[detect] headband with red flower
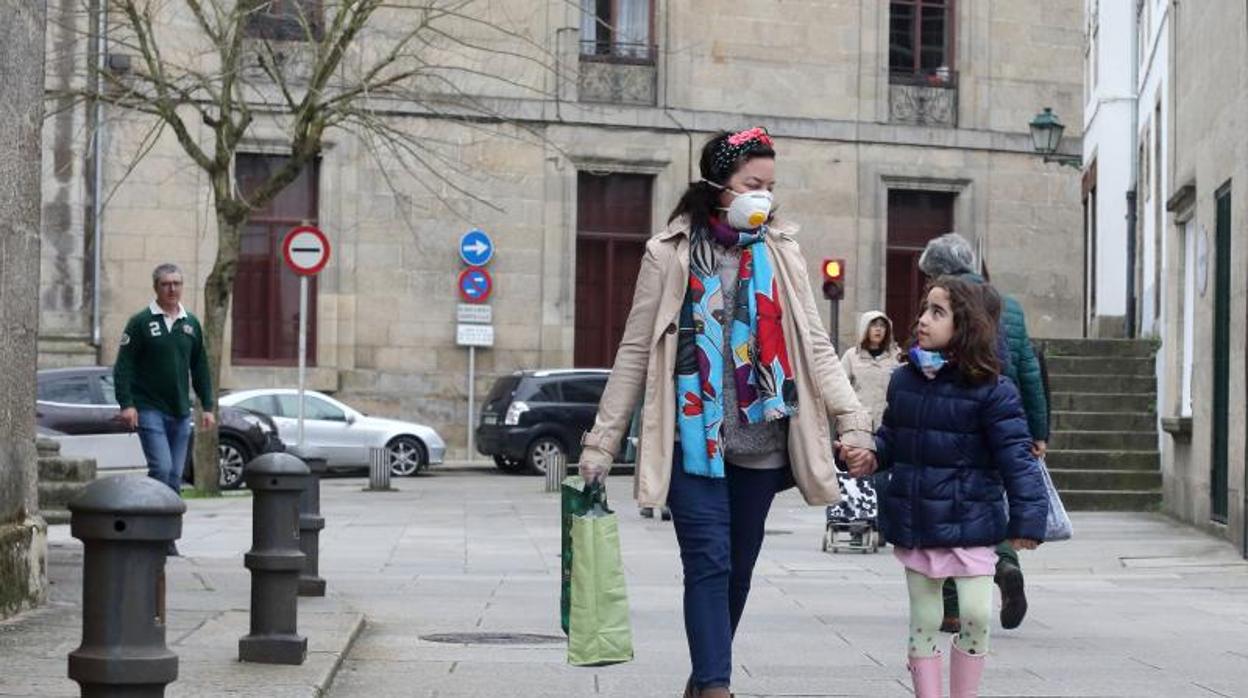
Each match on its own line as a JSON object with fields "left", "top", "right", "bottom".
{"left": 709, "top": 127, "right": 774, "bottom": 182}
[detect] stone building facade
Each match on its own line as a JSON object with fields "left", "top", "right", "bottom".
{"left": 1154, "top": 1, "right": 1248, "bottom": 554}
{"left": 39, "top": 1, "right": 1085, "bottom": 459}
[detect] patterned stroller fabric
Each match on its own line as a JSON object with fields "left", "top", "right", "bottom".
{"left": 826, "top": 472, "right": 878, "bottom": 523}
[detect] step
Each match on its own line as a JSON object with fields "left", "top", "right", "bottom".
{"left": 40, "top": 509, "right": 71, "bottom": 525}
{"left": 1049, "top": 392, "right": 1156, "bottom": 413}
{"left": 1045, "top": 449, "right": 1160, "bottom": 471}
{"left": 1049, "top": 374, "right": 1157, "bottom": 395}
{"left": 1048, "top": 468, "right": 1162, "bottom": 491}
{"left": 38, "top": 456, "right": 97, "bottom": 482}
{"left": 1039, "top": 338, "right": 1158, "bottom": 359}
{"left": 1049, "top": 430, "right": 1158, "bottom": 451}
{"left": 36, "top": 437, "right": 62, "bottom": 457}
{"left": 37, "top": 481, "right": 89, "bottom": 510}
{"left": 1051, "top": 411, "right": 1157, "bottom": 432}
{"left": 1046, "top": 356, "right": 1155, "bottom": 377}
{"left": 1059, "top": 489, "right": 1162, "bottom": 512}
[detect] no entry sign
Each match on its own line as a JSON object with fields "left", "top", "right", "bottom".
{"left": 283, "top": 226, "right": 331, "bottom": 276}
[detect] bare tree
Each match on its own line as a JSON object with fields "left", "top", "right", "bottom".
{"left": 49, "top": 0, "right": 563, "bottom": 492}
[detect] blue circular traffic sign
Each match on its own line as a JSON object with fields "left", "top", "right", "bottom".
{"left": 459, "top": 229, "right": 495, "bottom": 267}
{"left": 458, "top": 267, "right": 493, "bottom": 303}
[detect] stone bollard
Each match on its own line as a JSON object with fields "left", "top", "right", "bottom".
{"left": 367, "top": 447, "right": 393, "bottom": 491}
{"left": 287, "top": 445, "right": 327, "bottom": 597}
{"left": 67, "top": 475, "right": 185, "bottom": 697}
{"left": 238, "top": 453, "right": 308, "bottom": 665}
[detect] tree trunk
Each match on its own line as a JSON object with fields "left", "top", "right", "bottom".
{"left": 193, "top": 189, "right": 247, "bottom": 495}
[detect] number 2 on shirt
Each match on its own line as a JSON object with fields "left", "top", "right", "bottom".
{"left": 149, "top": 321, "right": 161, "bottom": 337}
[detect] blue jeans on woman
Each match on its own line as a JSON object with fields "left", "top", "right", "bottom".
{"left": 666, "top": 450, "right": 795, "bottom": 691}
{"left": 137, "top": 409, "right": 193, "bottom": 493}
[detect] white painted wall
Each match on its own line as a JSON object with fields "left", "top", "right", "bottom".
{"left": 1082, "top": 0, "right": 1136, "bottom": 325}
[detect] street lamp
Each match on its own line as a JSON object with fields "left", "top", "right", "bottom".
{"left": 1029, "top": 107, "right": 1082, "bottom": 169}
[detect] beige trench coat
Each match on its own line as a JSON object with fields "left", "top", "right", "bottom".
{"left": 580, "top": 216, "right": 875, "bottom": 508}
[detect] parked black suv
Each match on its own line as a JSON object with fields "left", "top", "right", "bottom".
{"left": 476, "top": 369, "right": 614, "bottom": 474}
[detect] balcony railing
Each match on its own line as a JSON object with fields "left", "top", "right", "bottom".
{"left": 889, "top": 67, "right": 959, "bottom": 89}
{"left": 579, "top": 40, "right": 657, "bottom": 66}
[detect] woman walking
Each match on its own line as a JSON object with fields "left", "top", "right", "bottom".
{"left": 868, "top": 277, "right": 1048, "bottom": 697}
{"left": 577, "top": 128, "right": 876, "bottom": 697}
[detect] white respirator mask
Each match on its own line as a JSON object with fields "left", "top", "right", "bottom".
{"left": 705, "top": 180, "right": 774, "bottom": 230}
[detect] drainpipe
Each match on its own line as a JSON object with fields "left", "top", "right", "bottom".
{"left": 90, "top": 0, "right": 107, "bottom": 351}
{"left": 1126, "top": 2, "right": 1142, "bottom": 339}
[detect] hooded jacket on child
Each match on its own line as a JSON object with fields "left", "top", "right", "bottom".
{"left": 840, "top": 311, "right": 901, "bottom": 430}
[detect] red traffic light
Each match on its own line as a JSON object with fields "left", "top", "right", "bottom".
{"left": 822, "top": 258, "right": 845, "bottom": 281}
{"left": 822, "top": 258, "right": 846, "bottom": 300}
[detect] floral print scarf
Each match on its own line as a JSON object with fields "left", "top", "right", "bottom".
{"left": 676, "top": 218, "right": 798, "bottom": 478}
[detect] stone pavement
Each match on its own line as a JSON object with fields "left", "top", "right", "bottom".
{"left": 3, "top": 465, "right": 1248, "bottom": 697}
{"left": 0, "top": 491, "right": 364, "bottom": 698}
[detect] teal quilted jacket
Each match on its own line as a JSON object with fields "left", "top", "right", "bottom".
{"left": 958, "top": 273, "right": 1050, "bottom": 441}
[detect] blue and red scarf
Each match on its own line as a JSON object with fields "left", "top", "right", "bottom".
{"left": 676, "top": 218, "right": 798, "bottom": 478}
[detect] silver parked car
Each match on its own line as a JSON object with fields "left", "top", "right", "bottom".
{"left": 218, "top": 389, "right": 446, "bottom": 476}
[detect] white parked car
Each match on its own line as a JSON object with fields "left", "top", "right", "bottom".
{"left": 218, "top": 389, "right": 446, "bottom": 476}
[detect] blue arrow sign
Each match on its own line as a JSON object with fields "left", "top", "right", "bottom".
{"left": 459, "top": 229, "right": 495, "bottom": 267}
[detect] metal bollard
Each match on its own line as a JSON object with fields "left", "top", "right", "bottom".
{"left": 67, "top": 475, "right": 185, "bottom": 697}
{"left": 288, "top": 445, "right": 327, "bottom": 597}
{"left": 367, "top": 447, "right": 393, "bottom": 491}
{"left": 544, "top": 452, "right": 567, "bottom": 493}
{"left": 238, "top": 453, "right": 308, "bottom": 665}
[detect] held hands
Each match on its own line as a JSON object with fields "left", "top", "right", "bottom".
{"left": 1010, "top": 538, "right": 1040, "bottom": 551}
{"left": 834, "top": 441, "right": 878, "bottom": 478}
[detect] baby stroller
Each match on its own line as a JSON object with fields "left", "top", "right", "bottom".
{"left": 822, "top": 469, "right": 881, "bottom": 554}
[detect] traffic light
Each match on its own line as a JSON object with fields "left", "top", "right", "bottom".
{"left": 822, "top": 258, "right": 846, "bottom": 301}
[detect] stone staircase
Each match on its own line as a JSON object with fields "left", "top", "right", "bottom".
{"left": 1039, "top": 339, "right": 1162, "bottom": 511}
{"left": 36, "top": 438, "right": 97, "bottom": 524}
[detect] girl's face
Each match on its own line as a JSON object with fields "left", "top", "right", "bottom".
{"left": 916, "top": 286, "right": 955, "bottom": 351}
{"left": 867, "top": 319, "right": 888, "bottom": 348}
{"left": 718, "top": 156, "right": 776, "bottom": 209}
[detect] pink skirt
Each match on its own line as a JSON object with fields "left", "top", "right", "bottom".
{"left": 894, "top": 546, "right": 998, "bottom": 579}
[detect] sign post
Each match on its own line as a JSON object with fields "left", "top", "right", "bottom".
{"left": 282, "top": 226, "right": 331, "bottom": 449}
{"left": 457, "top": 229, "right": 495, "bottom": 462}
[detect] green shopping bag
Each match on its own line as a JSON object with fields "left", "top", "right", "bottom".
{"left": 566, "top": 481, "right": 634, "bottom": 666}
{"left": 561, "top": 475, "right": 597, "bottom": 634}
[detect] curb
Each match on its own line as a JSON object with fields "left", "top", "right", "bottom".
{"left": 314, "top": 613, "right": 367, "bottom": 697}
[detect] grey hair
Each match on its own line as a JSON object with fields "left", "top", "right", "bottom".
{"left": 152, "top": 263, "right": 184, "bottom": 287}
{"left": 918, "top": 232, "right": 977, "bottom": 277}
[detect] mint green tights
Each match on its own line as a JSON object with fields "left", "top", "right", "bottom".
{"left": 906, "top": 569, "right": 992, "bottom": 658}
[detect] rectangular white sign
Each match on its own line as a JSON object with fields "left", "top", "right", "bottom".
{"left": 456, "top": 324, "right": 495, "bottom": 347}
{"left": 457, "top": 304, "right": 493, "bottom": 324}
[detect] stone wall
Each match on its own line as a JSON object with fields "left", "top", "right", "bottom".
{"left": 1, "top": 0, "right": 49, "bottom": 619}
{"left": 43, "top": 1, "right": 1088, "bottom": 460}
{"left": 1160, "top": 1, "right": 1248, "bottom": 551}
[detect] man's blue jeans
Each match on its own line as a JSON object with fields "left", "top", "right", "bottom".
{"left": 137, "top": 409, "right": 192, "bottom": 493}
{"left": 666, "top": 451, "right": 794, "bottom": 691}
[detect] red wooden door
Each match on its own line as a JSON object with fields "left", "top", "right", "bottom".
{"left": 232, "top": 155, "right": 319, "bottom": 365}
{"left": 886, "top": 190, "right": 957, "bottom": 344}
{"left": 574, "top": 172, "right": 653, "bottom": 368}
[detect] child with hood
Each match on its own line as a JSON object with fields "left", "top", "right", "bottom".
{"left": 841, "top": 311, "right": 902, "bottom": 429}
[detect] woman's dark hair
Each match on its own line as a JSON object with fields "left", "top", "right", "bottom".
{"left": 910, "top": 276, "right": 1002, "bottom": 385}
{"left": 860, "top": 317, "right": 893, "bottom": 351}
{"left": 668, "top": 131, "right": 776, "bottom": 230}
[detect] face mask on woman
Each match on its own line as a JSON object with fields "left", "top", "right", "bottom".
{"left": 704, "top": 180, "right": 774, "bottom": 230}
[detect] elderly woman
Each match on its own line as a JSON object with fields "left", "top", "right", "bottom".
{"left": 917, "top": 232, "right": 1049, "bottom": 633}
{"left": 577, "top": 128, "right": 875, "bottom": 698}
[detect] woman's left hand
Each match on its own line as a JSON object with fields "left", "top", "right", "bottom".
{"left": 1009, "top": 538, "right": 1040, "bottom": 551}
{"left": 835, "top": 441, "right": 878, "bottom": 478}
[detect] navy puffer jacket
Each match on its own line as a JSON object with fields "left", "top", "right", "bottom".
{"left": 874, "top": 362, "right": 1049, "bottom": 549}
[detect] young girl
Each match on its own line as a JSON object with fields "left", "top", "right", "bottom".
{"left": 869, "top": 277, "right": 1048, "bottom": 698}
